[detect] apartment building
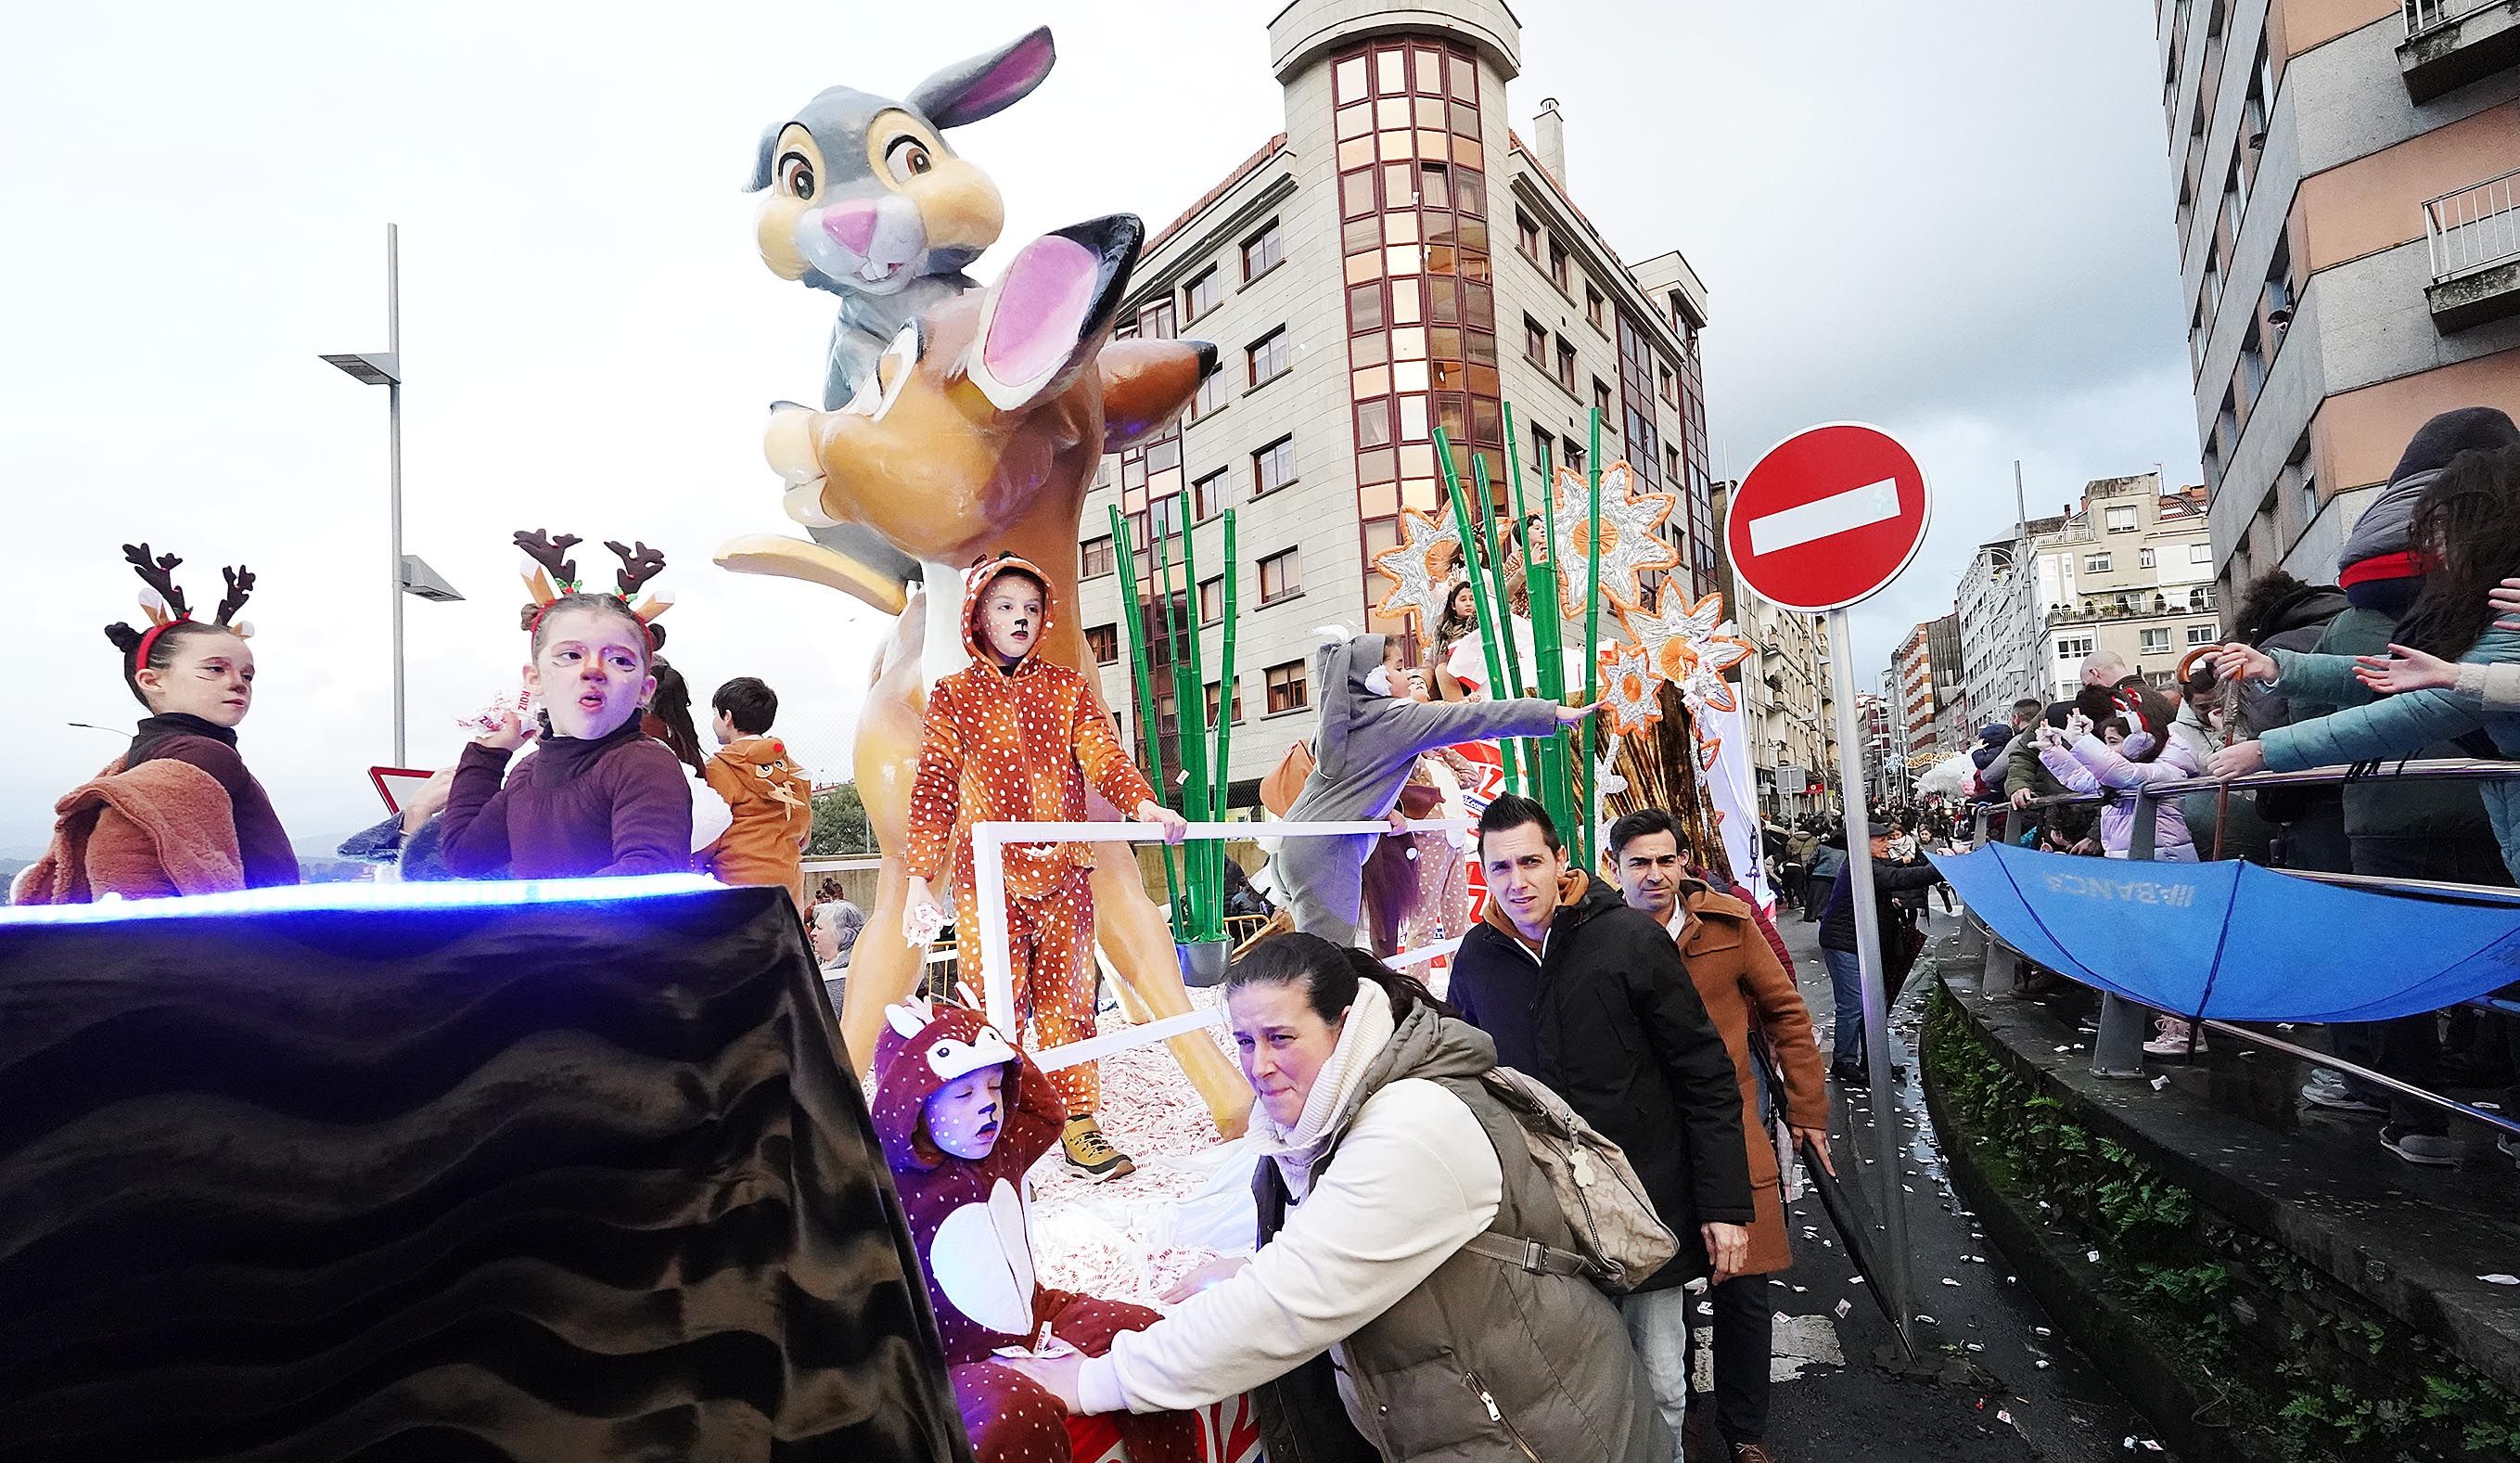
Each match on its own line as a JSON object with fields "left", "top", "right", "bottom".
{"left": 1955, "top": 509, "right": 2068, "bottom": 724}
{"left": 2029, "top": 473, "right": 2220, "bottom": 697}
{"left": 1072, "top": 0, "right": 1718, "bottom": 790}
{"left": 1733, "top": 583, "right": 1836, "bottom": 822}
{"left": 2159, "top": 0, "right": 2520, "bottom": 600}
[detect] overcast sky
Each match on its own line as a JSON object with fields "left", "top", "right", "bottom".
{"left": 0, "top": 1, "right": 2194, "bottom": 855}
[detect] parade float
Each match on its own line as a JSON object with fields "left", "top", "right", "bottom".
{"left": 0, "top": 23, "right": 1782, "bottom": 1463}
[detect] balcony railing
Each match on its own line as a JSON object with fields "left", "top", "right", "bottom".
{"left": 2425, "top": 167, "right": 2520, "bottom": 282}
{"left": 2404, "top": 0, "right": 2498, "bottom": 39}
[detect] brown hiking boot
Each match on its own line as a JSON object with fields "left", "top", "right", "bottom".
{"left": 1061, "top": 1115, "right": 1135, "bottom": 1181}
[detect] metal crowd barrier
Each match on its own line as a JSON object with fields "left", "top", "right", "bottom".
{"left": 1961, "top": 757, "right": 2520, "bottom": 1142}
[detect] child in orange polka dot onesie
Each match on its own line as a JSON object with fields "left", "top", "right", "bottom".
{"left": 903, "top": 555, "right": 1186, "bottom": 1182}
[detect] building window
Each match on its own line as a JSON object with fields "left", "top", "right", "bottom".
{"left": 1183, "top": 266, "right": 1221, "bottom": 322}
{"left": 1242, "top": 219, "right": 1284, "bottom": 281}
{"left": 1563, "top": 438, "right": 1585, "bottom": 476}
{"left": 1523, "top": 314, "right": 1548, "bottom": 366}
{"left": 1193, "top": 468, "right": 1228, "bottom": 520}
{"left": 2138, "top": 547, "right": 2156, "bottom": 569}
{"left": 2190, "top": 543, "right": 2211, "bottom": 564}
{"left": 1081, "top": 534, "right": 1116, "bottom": 579}
{"left": 2140, "top": 628, "right": 2171, "bottom": 655}
{"left": 1259, "top": 547, "right": 1301, "bottom": 604}
{"left": 1199, "top": 575, "right": 1224, "bottom": 625}
{"left": 1086, "top": 622, "right": 1119, "bottom": 664}
{"left": 1247, "top": 327, "right": 1290, "bottom": 389}
{"left": 1206, "top": 677, "right": 1245, "bottom": 725}
{"left": 1516, "top": 211, "right": 1539, "bottom": 260}
{"left": 1265, "top": 660, "right": 1308, "bottom": 714}
{"left": 1189, "top": 368, "right": 1226, "bottom": 422}
{"left": 1664, "top": 443, "right": 1681, "bottom": 483}
{"left": 2056, "top": 634, "right": 2094, "bottom": 659}
{"left": 2186, "top": 623, "right": 2216, "bottom": 646}
{"left": 2105, "top": 505, "right": 2138, "bottom": 533}
{"left": 1546, "top": 237, "right": 1569, "bottom": 293}
{"left": 1533, "top": 425, "right": 1554, "bottom": 480}
{"left": 1585, "top": 285, "right": 1605, "bottom": 333}
{"left": 1554, "top": 339, "right": 1577, "bottom": 394}
{"left": 1592, "top": 378, "right": 1612, "bottom": 421}
{"left": 1253, "top": 436, "right": 1297, "bottom": 496}
{"left": 1354, "top": 397, "right": 1394, "bottom": 449}
{"left": 1149, "top": 494, "right": 1187, "bottom": 545}
{"left": 2085, "top": 553, "right": 2112, "bottom": 572}
{"left": 1657, "top": 363, "right": 1676, "bottom": 406}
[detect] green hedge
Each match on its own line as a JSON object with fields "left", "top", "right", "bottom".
{"left": 1922, "top": 986, "right": 2520, "bottom": 1463}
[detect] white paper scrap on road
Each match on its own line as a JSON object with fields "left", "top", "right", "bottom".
{"left": 2482, "top": 1273, "right": 2520, "bottom": 1285}
{"left": 1746, "top": 477, "right": 1900, "bottom": 555}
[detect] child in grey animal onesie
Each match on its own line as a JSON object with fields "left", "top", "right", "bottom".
{"left": 1277, "top": 634, "right": 1574, "bottom": 945}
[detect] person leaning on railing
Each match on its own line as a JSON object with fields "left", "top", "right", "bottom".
{"left": 2213, "top": 441, "right": 2520, "bottom": 886}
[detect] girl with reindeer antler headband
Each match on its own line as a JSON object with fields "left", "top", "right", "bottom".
{"left": 19, "top": 545, "right": 299, "bottom": 903}
{"left": 436, "top": 531, "right": 694, "bottom": 881}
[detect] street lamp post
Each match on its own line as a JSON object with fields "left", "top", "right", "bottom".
{"left": 324, "top": 224, "right": 461, "bottom": 766}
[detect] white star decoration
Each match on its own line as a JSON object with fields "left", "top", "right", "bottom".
{"left": 1548, "top": 462, "right": 1680, "bottom": 619}
{"left": 1616, "top": 584, "right": 1759, "bottom": 771}
{"left": 1593, "top": 641, "right": 1666, "bottom": 738}
{"left": 1369, "top": 507, "right": 1463, "bottom": 635}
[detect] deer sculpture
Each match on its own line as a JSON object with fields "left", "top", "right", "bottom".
{"left": 718, "top": 214, "right": 1248, "bottom": 1136}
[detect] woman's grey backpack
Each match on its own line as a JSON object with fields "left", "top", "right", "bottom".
{"left": 1462, "top": 1067, "right": 1680, "bottom": 1292}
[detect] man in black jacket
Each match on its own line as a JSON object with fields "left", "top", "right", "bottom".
{"left": 1450, "top": 794, "right": 1753, "bottom": 1451}
{"left": 1820, "top": 824, "right": 1948, "bottom": 1081}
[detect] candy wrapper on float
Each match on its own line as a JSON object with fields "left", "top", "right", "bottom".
{"left": 1373, "top": 405, "right": 1765, "bottom": 898}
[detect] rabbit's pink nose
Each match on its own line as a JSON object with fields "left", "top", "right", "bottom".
{"left": 820, "top": 200, "right": 878, "bottom": 255}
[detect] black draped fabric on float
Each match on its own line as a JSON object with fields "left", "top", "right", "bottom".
{"left": 0, "top": 882, "right": 974, "bottom": 1463}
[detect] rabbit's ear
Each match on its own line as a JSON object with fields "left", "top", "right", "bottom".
{"left": 909, "top": 26, "right": 1055, "bottom": 130}
{"left": 965, "top": 214, "right": 1141, "bottom": 414}
{"left": 745, "top": 122, "right": 779, "bottom": 193}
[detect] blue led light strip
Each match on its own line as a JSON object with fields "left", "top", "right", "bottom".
{"left": 0, "top": 873, "right": 729, "bottom": 926}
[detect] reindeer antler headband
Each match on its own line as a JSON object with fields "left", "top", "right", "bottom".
{"left": 118, "top": 543, "right": 255, "bottom": 670}
{"left": 515, "top": 529, "right": 673, "bottom": 644}
{"left": 2111, "top": 685, "right": 2152, "bottom": 736}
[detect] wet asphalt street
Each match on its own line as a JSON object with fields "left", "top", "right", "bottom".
{"left": 1694, "top": 899, "right": 2175, "bottom": 1462}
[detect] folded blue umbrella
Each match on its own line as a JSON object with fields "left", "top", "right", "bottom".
{"left": 1930, "top": 842, "right": 2520, "bottom": 1022}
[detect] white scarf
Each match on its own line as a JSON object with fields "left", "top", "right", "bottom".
{"left": 1244, "top": 979, "right": 1397, "bottom": 1197}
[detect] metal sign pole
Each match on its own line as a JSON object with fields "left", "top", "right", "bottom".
{"left": 1827, "top": 608, "right": 1914, "bottom": 1353}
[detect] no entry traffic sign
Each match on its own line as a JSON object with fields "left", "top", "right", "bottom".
{"left": 1725, "top": 422, "right": 1932, "bottom": 612}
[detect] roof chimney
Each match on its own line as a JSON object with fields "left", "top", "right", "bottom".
{"left": 1534, "top": 96, "right": 1567, "bottom": 185}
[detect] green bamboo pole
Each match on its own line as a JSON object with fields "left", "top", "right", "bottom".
{"left": 1153, "top": 521, "right": 1195, "bottom": 937}
{"left": 1211, "top": 510, "right": 1240, "bottom": 929}
{"left": 1501, "top": 402, "right": 1551, "bottom": 802}
{"left": 1522, "top": 415, "right": 1575, "bottom": 845}
{"left": 1468, "top": 452, "right": 1535, "bottom": 796}
{"left": 1109, "top": 506, "right": 1184, "bottom": 932}
{"left": 1435, "top": 427, "right": 1511, "bottom": 729}
{"left": 1434, "top": 429, "right": 1527, "bottom": 799}
{"left": 1581, "top": 405, "right": 1605, "bottom": 869}
{"left": 1174, "top": 516, "right": 1219, "bottom": 940}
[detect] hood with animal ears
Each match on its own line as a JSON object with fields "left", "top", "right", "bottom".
{"left": 870, "top": 995, "right": 1022, "bottom": 1173}
{"left": 957, "top": 554, "right": 1055, "bottom": 675}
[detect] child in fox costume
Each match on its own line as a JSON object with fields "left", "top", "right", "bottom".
{"left": 902, "top": 555, "right": 1183, "bottom": 1181}
{"left": 872, "top": 996, "right": 1199, "bottom": 1463}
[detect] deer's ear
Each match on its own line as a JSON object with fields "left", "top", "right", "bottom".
{"left": 1103, "top": 339, "right": 1216, "bottom": 453}
{"left": 965, "top": 214, "right": 1142, "bottom": 415}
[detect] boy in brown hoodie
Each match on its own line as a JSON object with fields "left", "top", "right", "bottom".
{"left": 703, "top": 676, "right": 812, "bottom": 913}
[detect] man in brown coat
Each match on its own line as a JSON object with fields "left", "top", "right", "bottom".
{"left": 1610, "top": 808, "right": 1832, "bottom": 1463}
